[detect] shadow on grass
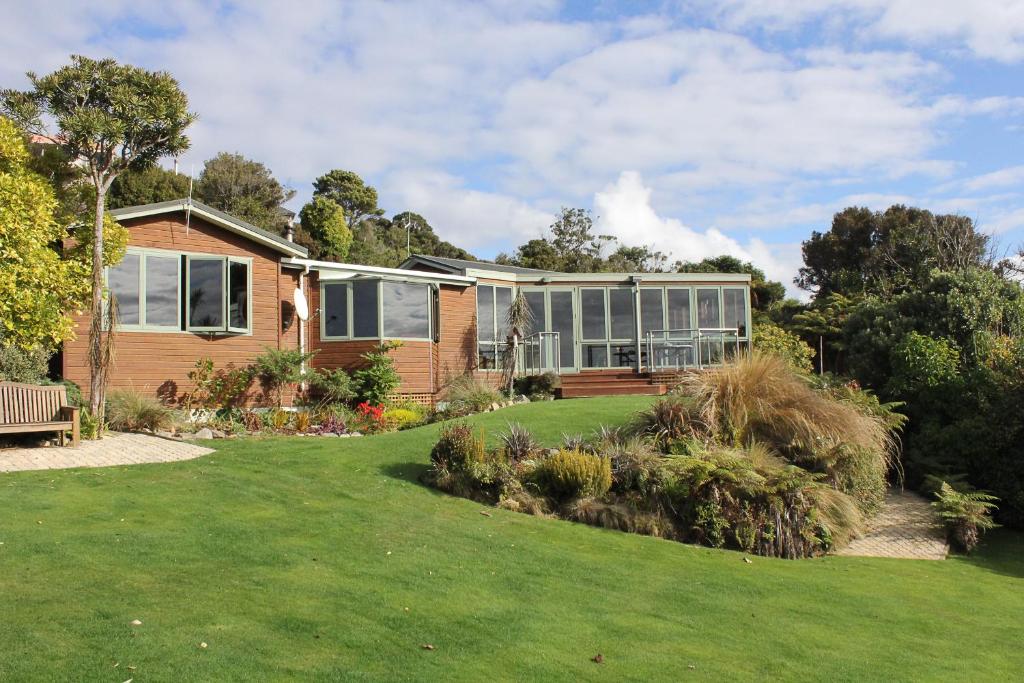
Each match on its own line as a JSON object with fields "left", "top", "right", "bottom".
{"left": 378, "top": 461, "right": 435, "bottom": 489}
{"left": 953, "top": 529, "right": 1024, "bottom": 579}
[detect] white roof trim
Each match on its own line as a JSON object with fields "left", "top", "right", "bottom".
{"left": 283, "top": 257, "right": 476, "bottom": 286}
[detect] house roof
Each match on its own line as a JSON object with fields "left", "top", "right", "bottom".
{"left": 399, "top": 253, "right": 555, "bottom": 276}
{"left": 109, "top": 198, "right": 308, "bottom": 257}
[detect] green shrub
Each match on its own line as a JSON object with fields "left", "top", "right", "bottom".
{"left": 932, "top": 481, "right": 999, "bottom": 553}
{"left": 887, "top": 332, "right": 960, "bottom": 395}
{"left": 79, "top": 408, "right": 102, "bottom": 440}
{"left": 533, "top": 449, "right": 612, "bottom": 500}
{"left": 185, "top": 358, "right": 255, "bottom": 410}
{"left": 430, "top": 422, "right": 485, "bottom": 472}
{"left": 513, "top": 372, "right": 560, "bottom": 398}
{"left": 106, "top": 389, "right": 174, "bottom": 432}
{"left": 353, "top": 341, "right": 402, "bottom": 405}
{"left": 443, "top": 373, "right": 502, "bottom": 415}
{"left": 427, "top": 422, "right": 512, "bottom": 501}
{"left": 753, "top": 321, "right": 814, "bottom": 373}
{"left": 0, "top": 344, "right": 51, "bottom": 382}
{"left": 254, "top": 347, "right": 316, "bottom": 407}
{"left": 384, "top": 405, "right": 425, "bottom": 431}
{"left": 305, "top": 367, "right": 356, "bottom": 407}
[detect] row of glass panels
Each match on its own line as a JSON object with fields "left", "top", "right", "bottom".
{"left": 479, "top": 284, "right": 750, "bottom": 372}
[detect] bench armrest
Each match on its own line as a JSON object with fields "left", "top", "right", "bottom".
{"left": 60, "top": 406, "right": 81, "bottom": 447}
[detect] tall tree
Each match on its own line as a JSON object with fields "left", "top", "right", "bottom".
{"left": 606, "top": 244, "right": 668, "bottom": 272}
{"left": 677, "top": 255, "right": 786, "bottom": 312}
{"left": 0, "top": 116, "right": 89, "bottom": 349}
{"left": 108, "top": 164, "right": 191, "bottom": 209}
{"left": 312, "top": 169, "right": 384, "bottom": 228}
{"left": 2, "top": 55, "right": 195, "bottom": 416}
{"left": 798, "top": 205, "right": 989, "bottom": 297}
{"left": 194, "top": 152, "right": 294, "bottom": 233}
{"left": 383, "top": 211, "right": 473, "bottom": 261}
{"left": 297, "top": 196, "right": 352, "bottom": 261}
{"left": 499, "top": 207, "right": 615, "bottom": 272}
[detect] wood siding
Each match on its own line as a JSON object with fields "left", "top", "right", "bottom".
{"left": 62, "top": 213, "right": 300, "bottom": 405}
{"left": 307, "top": 274, "right": 468, "bottom": 395}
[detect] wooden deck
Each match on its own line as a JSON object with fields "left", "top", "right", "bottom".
{"left": 555, "top": 370, "right": 673, "bottom": 398}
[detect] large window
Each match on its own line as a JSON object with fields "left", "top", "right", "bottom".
{"left": 723, "top": 288, "right": 747, "bottom": 337}
{"left": 186, "top": 256, "right": 251, "bottom": 333}
{"left": 188, "top": 257, "right": 224, "bottom": 329}
{"left": 320, "top": 279, "right": 431, "bottom": 341}
{"left": 696, "top": 288, "right": 721, "bottom": 329}
{"left": 580, "top": 287, "right": 637, "bottom": 368}
{"left": 108, "top": 253, "right": 141, "bottom": 326}
{"left": 352, "top": 279, "right": 379, "bottom": 338}
{"left": 107, "top": 249, "right": 247, "bottom": 333}
{"left": 666, "top": 288, "right": 691, "bottom": 333}
{"left": 382, "top": 281, "right": 430, "bottom": 339}
{"left": 323, "top": 283, "right": 349, "bottom": 338}
{"left": 477, "top": 284, "right": 513, "bottom": 369}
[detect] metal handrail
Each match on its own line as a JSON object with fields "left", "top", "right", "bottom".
{"left": 644, "top": 327, "right": 743, "bottom": 372}
{"left": 521, "top": 331, "right": 561, "bottom": 374}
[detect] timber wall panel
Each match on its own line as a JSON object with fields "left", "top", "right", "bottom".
{"left": 62, "top": 214, "right": 300, "bottom": 405}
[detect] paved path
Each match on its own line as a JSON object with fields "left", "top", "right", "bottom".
{"left": 0, "top": 433, "right": 213, "bottom": 472}
{"left": 837, "top": 490, "right": 949, "bottom": 560}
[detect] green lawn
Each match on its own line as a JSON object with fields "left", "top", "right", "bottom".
{"left": 1, "top": 396, "right": 1022, "bottom": 681}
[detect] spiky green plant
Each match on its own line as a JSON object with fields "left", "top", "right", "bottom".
{"left": 932, "top": 482, "right": 999, "bottom": 553}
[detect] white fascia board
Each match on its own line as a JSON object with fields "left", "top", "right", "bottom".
{"left": 283, "top": 257, "right": 476, "bottom": 286}
{"left": 512, "top": 272, "right": 753, "bottom": 284}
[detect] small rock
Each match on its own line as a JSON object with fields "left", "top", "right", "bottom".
{"left": 210, "top": 429, "right": 226, "bottom": 439}
{"left": 420, "top": 644, "right": 435, "bottom": 650}
{"left": 489, "top": 402, "right": 501, "bottom": 412}
{"left": 154, "top": 430, "right": 176, "bottom": 440}
{"left": 743, "top": 557, "right": 752, "bottom": 564}
{"left": 189, "top": 427, "right": 214, "bottom": 440}
{"left": 321, "top": 433, "right": 339, "bottom": 438}
{"left": 338, "top": 433, "right": 351, "bottom": 438}
{"left": 351, "top": 432, "right": 364, "bottom": 437}
{"left": 129, "top": 619, "right": 142, "bottom": 626}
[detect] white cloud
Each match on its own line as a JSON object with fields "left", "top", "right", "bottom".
{"left": 708, "top": 0, "right": 1024, "bottom": 63}
{"left": 2, "top": 1, "right": 1024, "bottom": 289}
{"left": 594, "top": 171, "right": 804, "bottom": 296}
{"left": 958, "top": 165, "right": 1024, "bottom": 192}
{"left": 382, "top": 169, "right": 553, "bottom": 251}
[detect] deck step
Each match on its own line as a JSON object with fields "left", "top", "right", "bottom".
{"left": 556, "top": 383, "right": 666, "bottom": 398}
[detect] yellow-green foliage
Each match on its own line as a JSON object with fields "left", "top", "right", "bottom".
{"left": 293, "top": 410, "right": 311, "bottom": 433}
{"left": 753, "top": 322, "right": 814, "bottom": 373}
{"left": 384, "top": 406, "right": 425, "bottom": 430}
{"left": 270, "top": 409, "right": 290, "bottom": 431}
{"left": 534, "top": 449, "right": 612, "bottom": 500}
{"left": 0, "top": 116, "right": 89, "bottom": 348}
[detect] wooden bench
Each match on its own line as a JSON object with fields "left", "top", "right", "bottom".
{"left": 0, "top": 382, "right": 80, "bottom": 447}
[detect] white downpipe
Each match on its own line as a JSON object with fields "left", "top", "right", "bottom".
{"left": 299, "top": 265, "right": 310, "bottom": 381}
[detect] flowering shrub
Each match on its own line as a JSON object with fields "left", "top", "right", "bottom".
{"left": 353, "top": 402, "right": 387, "bottom": 433}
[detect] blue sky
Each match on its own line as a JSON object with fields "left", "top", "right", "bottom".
{"left": 4, "top": 1, "right": 1024, "bottom": 295}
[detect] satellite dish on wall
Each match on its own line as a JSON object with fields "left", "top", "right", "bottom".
{"left": 293, "top": 288, "right": 310, "bottom": 321}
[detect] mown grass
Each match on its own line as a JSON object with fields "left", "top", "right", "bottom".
{"left": 1, "top": 396, "right": 1021, "bottom": 681}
